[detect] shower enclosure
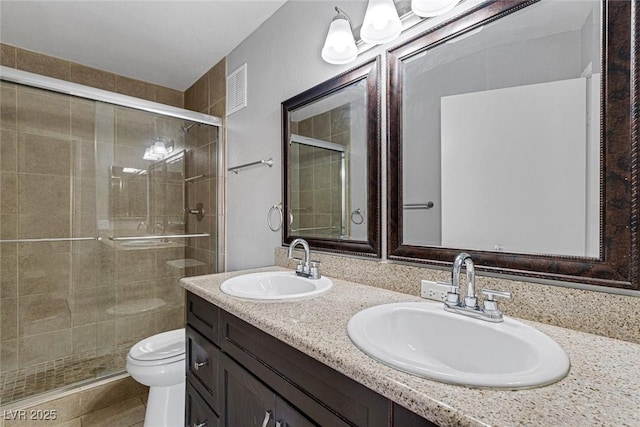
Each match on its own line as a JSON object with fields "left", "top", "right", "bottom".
{"left": 0, "top": 67, "right": 222, "bottom": 404}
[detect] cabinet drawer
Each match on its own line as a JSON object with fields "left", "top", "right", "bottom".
{"left": 186, "top": 382, "right": 220, "bottom": 427}
{"left": 187, "top": 292, "right": 220, "bottom": 345}
{"left": 187, "top": 325, "right": 220, "bottom": 413}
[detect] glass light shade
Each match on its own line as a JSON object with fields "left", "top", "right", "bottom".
{"left": 143, "top": 146, "right": 163, "bottom": 161}
{"left": 321, "top": 18, "right": 358, "bottom": 64}
{"left": 152, "top": 141, "right": 168, "bottom": 155}
{"left": 143, "top": 139, "right": 174, "bottom": 161}
{"left": 411, "top": 0, "right": 461, "bottom": 17}
{"left": 360, "top": 0, "right": 402, "bottom": 45}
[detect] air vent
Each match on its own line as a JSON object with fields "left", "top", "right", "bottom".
{"left": 226, "top": 63, "right": 247, "bottom": 116}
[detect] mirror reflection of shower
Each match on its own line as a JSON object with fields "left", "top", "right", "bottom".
{"left": 289, "top": 133, "right": 347, "bottom": 239}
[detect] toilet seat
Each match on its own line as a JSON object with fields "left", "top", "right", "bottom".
{"left": 127, "top": 329, "right": 185, "bottom": 366}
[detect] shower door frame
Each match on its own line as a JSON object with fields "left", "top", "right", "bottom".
{"left": 0, "top": 66, "right": 221, "bottom": 126}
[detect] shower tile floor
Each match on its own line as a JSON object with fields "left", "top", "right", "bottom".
{"left": 0, "top": 345, "right": 130, "bottom": 405}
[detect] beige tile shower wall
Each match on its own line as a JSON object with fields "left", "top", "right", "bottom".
{"left": 183, "top": 57, "right": 225, "bottom": 274}
{"left": 1, "top": 81, "right": 87, "bottom": 371}
{"left": 0, "top": 44, "right": 186, "bottom": 375}
{"left": 101, "top": 107, "right": 188, "bottom": 354}
{"left": 275, "top": 248, "right": 640, "bottom": 344}
{"left": 0, "top": 43, "right": 183, "bottom": 108}
{"left": 0, "top": 83, "right": 184, "bottom": 374}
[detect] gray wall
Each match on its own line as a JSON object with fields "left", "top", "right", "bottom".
{"left": 401, "top": 1, "right": 600, "bottom": 248}
{"left": 402, "top": 30, "right": 584, "bottom": 246}
{"left": 225, "top": 1, "right": 370, "bottom": 270}
{"left": 224, "top": 0, "right": 483, "bottom": 270}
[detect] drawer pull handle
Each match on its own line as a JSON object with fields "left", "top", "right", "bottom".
{"left": 193, "top": 359, "right": 208, "bottom": 370}
{"left": 193, "top": 421, "right": 207, "bottom": 427}
{"left": 261, "top": 411, "right": 272, "bottom": 427}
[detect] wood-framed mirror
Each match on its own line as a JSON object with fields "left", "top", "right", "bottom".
{"left": 387, "top": 0, "right": 638, "bottom": 290}
{"left": 282, "top": 57, "right": 381, "bottom": 257}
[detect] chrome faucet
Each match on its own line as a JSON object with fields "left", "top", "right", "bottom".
{"left": 442, "top": 253, "right": 511, "bottom": 322}
{"left": 287, "top": 238, "right": 321, "bottom": 279}
{"left": 451, "top": 252, "right": 477, "bottom": 309}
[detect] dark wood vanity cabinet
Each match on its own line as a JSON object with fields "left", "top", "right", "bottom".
{"left": 222, "top": 352, "right": 317, "bottom": 426}
{"left": 185, "top": 291, "right": 438, "bottom": 427}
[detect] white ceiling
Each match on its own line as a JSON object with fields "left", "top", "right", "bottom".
{"left": 0, "top": 0, "right": 288, "bottom": 91}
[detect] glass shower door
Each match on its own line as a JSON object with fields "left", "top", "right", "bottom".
{"left": 0, "top": 82, "right": 219, "bottom": 404}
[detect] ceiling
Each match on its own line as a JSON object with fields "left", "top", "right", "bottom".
{"left": 0, "top": 1, "right": 288, "bottom": 91}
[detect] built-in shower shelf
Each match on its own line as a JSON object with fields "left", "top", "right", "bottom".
{"left": 166, "top": 259, "right": 207, "bottom": 269}
{"left": 106, "top": 298, "right": 166, "bottom": 316}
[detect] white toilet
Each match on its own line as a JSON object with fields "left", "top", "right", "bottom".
{"left": 126, "top": 328, "right": 186, "bottom": 427}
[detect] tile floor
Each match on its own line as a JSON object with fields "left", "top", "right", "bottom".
{"left": 79, "top": 395, "right": 146, "bottom": 427}
{"left": 0, "top": 346, "right": 130, "bottom": 405}
{"left": 0, "top": 375, "right": 148, "bottom": 427}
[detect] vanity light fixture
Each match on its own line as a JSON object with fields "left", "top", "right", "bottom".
{"left": 360, "top": 0, "right": 402, "bottom": 45}
{"left": 321, "top": 0, "right": 466, "bottom": 65}
{"left": 411, "top": 0, "right": 461, "bottom": 17}
{"left": 143, "top": 138, "right": 174, "bottom": 161}
{"left": 322, "top": 7, "right": 358, "bottom": 64}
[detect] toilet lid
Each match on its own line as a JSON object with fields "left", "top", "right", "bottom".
{"left": 128, "top": 328, "right": 185, "bottom": 362}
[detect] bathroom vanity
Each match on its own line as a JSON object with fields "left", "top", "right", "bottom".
{"left": 181, "top": 267, "right": 640, "bottom": 427}
{"left": 185, "top": 290, "right": 433, "bottom": 426}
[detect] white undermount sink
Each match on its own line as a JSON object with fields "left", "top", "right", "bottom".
{"left": 347, "top": 302, "right": 570, "bottom": 389}
{"left": 220, "top": 271, "right": 333, "bottom": 300}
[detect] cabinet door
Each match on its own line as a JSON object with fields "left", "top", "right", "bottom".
{"left": 275, "top": 396, "right": 318, "bottom": 427}
{"left": 222, "top": 353, "right": 275, "bottom": 427}
{"left": 186, "top": 382, "right": 220, "bottom": 427}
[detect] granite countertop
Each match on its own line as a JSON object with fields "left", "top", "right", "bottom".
{"left": 180, "top": 267, "right": 640, "bottom": 427}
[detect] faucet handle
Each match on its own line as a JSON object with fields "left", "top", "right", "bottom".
{"left": 481, "top": 289, "right": 511, "bottom": 312}
{"left": 437, "top": 281, "right": 460, "bottom": 305}
{"left": 291, "top": 257, "right": 304, "bottom": 273}
{"left": 309, "top": 260, "right": 321, "bottom": 279}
